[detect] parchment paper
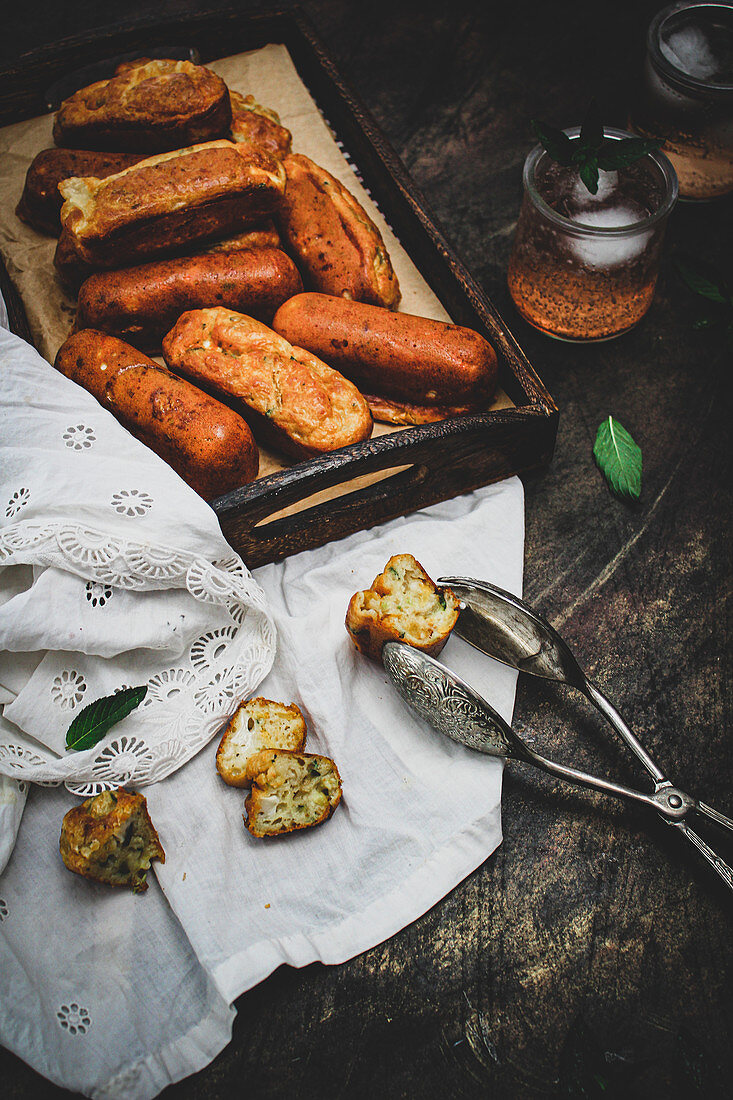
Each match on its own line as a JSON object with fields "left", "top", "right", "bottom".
{"left": 0, "top": 43, "right": 512, "bottom": 483}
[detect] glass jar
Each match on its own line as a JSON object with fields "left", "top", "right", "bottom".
{"left": 629, "top": 2, "right": 733, "bottom": 200}
{"left": 507, "top": 128, "right": 678, "bottom": 342}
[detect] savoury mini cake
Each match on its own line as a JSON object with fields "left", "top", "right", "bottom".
{"left": 244, "top": 750, "right": 342, "bottom": 837}
{"left": 55, "top": 140, "right": 287, "bottom": 277}
{"left": 229, "top": 91, "right": 292, "bottom": 158}
{"left": 276, "top": 153, "right": 401, "bottom": 308}
{"left": 346, "top": 553, "right": 460, "bottom": 661}
{"left": 161, "top": 307, "right": 373, "bottom": 459}
{"left": 16, "top": 148, "right": 144, "bottom": 236}
{"left": 53, "top": 59, "right": 231, "bottom": 152}
{"left": 60, "top": 788, "right": 165, "bottom": 893}
{"left": 216, "top": 697, "right": 307, "bottom": 788}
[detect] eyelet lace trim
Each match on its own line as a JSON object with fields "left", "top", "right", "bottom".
{"left": 63, "top": 425, "right": 96, "bottom": 450}
{"left": 5, "top": 488, "right": 30, "bottom": 519}
{"left": 57, "top": 1003, "right": 91, "bottom": 1036}
{"left": 110, "top": 489, "right": 154, "bottom": 517}
{"left": 50, "top": 670, "right": 87, "bottom": 710}
{"left": 85, "top": 580, "right": 113, "bottom": 607}
{"left": 0, "top": 520, "right": 276, "bottom": 793}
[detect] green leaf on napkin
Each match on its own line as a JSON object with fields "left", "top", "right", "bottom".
{"left": 593, "top": 416, "right": 642, "bottom": 502}
{"left": 65, "top": 686, "right": 147, "bottom": 752}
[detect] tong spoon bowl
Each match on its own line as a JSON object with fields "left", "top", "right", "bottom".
{"left": 439, "top": 576, "right": 733, "bottom": 838}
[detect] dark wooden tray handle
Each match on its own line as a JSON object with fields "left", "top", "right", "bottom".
{"left": 213, "top": 409, "right": 549, "bottom": 566}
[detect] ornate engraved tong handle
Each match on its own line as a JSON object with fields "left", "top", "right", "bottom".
{"left": 676, "top": 822, "right": 733, "bottom": 892}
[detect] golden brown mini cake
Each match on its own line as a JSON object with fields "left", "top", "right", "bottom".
{"left": 200, "top": 221, "right": 282, "bottom": 253}
{"left": 244, "top": 750, "right": 342, "bottom": 837}
{"left": 113, "top": 56, "right": 166, "bottom": 76}
{"left": 363, "top": 395, "right": 479, "bottom": 425}
{"left": 59, "top": 789, "right": 165, "bottom": 893}
{"left": 271, "top": 293, "right": 497, "bottom": 421}
{"left": 55, "top": 140, "right": 287, "bottom": 276}
{"left": 346, "top": 554, "right": 460, "bottom": 661}
{"left": 54, "top": 330, "right": 259, "bottom": 498}
{"left": 229, "top": 91, "right": 292, "bottom": 158}
{"left": 16, "top": 148, "right": 143, "bottom": 236}
{"left": 162, "top": 307, "right": 373, "bottom": 459}
{"left": 216, "top": 698, "right": 307, "bottom": 788}
{"left": 53, "top": 59, "right": 231, "bottom": 152}
{"left": 276, "top": 153, "right": 400, "bottom": 308}
{"left": 74, "top": 248, "right": 302, "bottom": 351}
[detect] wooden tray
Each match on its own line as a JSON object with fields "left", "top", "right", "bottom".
{"left": 0, "top": 6, "right": 558, "bottom": 568}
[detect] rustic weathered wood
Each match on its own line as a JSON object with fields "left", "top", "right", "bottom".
{"left": 0, "top": 8, "right": 557, "bottom": 567}
{"left": 1, "top": 3, "right": 730, "bottom": 1099}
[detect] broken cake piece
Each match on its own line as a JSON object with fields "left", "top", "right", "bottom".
{"left": 345, "top": 553, "right": 460, "bottom": 661}
{"left": 244, "top": 749, "right": 342, "bottom": 837}
{"left": 216, "top": 697, "right": 307, "bottom": 788}
{"left": 59, "top": 788, "right": 165, "bottom": 893}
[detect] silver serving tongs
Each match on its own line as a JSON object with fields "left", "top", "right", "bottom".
{"left": 381, "top": 576, "right": 733, "bottom": 893}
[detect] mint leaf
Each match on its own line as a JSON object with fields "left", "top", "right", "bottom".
{"left": 531, "top": 119, "right": 574, "bottom": 166}
{"left": 65, "top": 686, "right": 147, "bottom": 752}
{"left": 579, "top": 158, "right": 599, "bottom": 195}
{"left": 579, "top": 97, "right": 603, "bottom": 150}
{"left": 598, "top": 137, "right": 662, "bottom": 170}
{"left": 533, "top": 102, "right": 661, "bottom": 196}
{"left": 675, "top": 257, "right": 728, "bottom": 304}
{"left": 593, "top": 416, "right": 642, "bottom": 502}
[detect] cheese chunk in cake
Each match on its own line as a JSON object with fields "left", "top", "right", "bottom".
{"left": 216, "top": 697, "right": 307, "bottom": 788}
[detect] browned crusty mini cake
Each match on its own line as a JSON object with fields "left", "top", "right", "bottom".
{"left": 276, "top": 153, "right": 401, "bottom": 309}
{"left": 55, "top": 140, "right": 287, "bottom": 276}
{"left": 53, "top": 59, "right": 231, "bottom": 152}
{"left": 16, "top": 148, "right": 144, "bottom": 236}
{"left": 216, "top": 697, "right": 307, "bottom": 788}
{"left": 59, "top": 788, "right": 165, "bottom": 893}
{"left": 244, "top": 750, "right": 342, "bottom": 837}
{"left": 229, "top": 91, "right": 292, "bottom": 159}
{"left": 346, "top": 553, "right": 460, "bottom": 662}
{"left": 199, "top": 221, "right": 282, "bottom": 253}
{"left": 161, "top": 307, "right": 373, "bottom": 459}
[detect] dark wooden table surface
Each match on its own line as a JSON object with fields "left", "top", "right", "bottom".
{"left": 2, "top": 2, "right": 731, "bottom": 1097}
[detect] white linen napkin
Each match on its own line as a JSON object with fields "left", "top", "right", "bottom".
{"left": 0, "top": 314, "right": 524, "bottom": 1097}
